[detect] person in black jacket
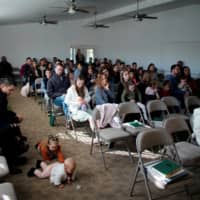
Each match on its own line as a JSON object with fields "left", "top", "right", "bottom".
{"left": 0, "top": 56, "right": 14, "bottom": 78}
{"left": 47, "top": 64, "right": 70, "bottom": 116}
{"left": 0, "top": 77, "right": 29, "bottom": 174}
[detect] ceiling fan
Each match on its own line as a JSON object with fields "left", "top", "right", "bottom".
{"left": 39, "top": 15, "right": 58, "bottom": 25}
{"left": 132, "top": 0, "right": 158, "bottom": 21}
{"left": 28, "top": 15, "right": 58, "bottom": 25}
{"left": 52, "top": 0, "right": 90, "bottom": 14}
{"left": 87, "top": 11, "right": 110, "bottom": 29}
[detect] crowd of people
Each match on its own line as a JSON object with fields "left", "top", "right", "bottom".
{"left": 0, "top": 50, "right": 199, "bottom": 188}
{"left": 18, "top": 51, "right": 198, "bottom": 123}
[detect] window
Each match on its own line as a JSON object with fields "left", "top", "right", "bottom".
{"left": 70, "top": 46, "right": 95, "bottom": 63}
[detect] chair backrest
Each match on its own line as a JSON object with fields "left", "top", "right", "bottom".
{"left": 92, "top": 107, "right": 101, "bottom": 121}
{"left": 185, "top": 96, "right": 200, "bottom": 115}
{"left": 136, "top": 128, "right": 173, "bottom": 153}
{"left": 35, "top": 77, "right": 43, "bottom": 85}
{"left": 146, "top": 100, "right": 169, "bottom": 121}
{"left": 163, "top": 117, "right": 191, "bottom": 142}
{"left": 161, "top": 96, "right": 181, "bottom": 113}
{"left": 118, "top": 102, "right": 144, "bottom": 123}
{"left": 34, "top": 77, "right": 43, "bottom": 89}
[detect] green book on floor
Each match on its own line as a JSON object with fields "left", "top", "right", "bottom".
{"left": 152, "top": 159, "right": 182, "bottom": 178}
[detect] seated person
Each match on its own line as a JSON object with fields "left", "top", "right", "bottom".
{"left": 0, "top": 77, "right": 29, "bottom": 174}
{"left": 95, "top": 74, "right": 115, "bottom": 105}
{"left": 86, "top": 65, "right": 96, "bottom": 94}
{"left": 121, "top": 81, "right": 142, "bottom": 103}
{"left": 35, "top": 135, "right": 64, "bottom": 163}
{"left": 165, "top": 64, "right": 185, "bottom": 107}
{"left": 47, "top": 64, "right": 70, "bottom": 117}
{"left": 159, "top": 80, "right": 171, "bottom": 97}
{"left": 28, "top": 158, "right": 76, "bottom": 189}
{"left": 145, "top": 80, "right": 160, "bottom": 103}
{"left": 64, "top": 75, "right": 94, "bottom": 130}
{"left": 178, "top": 76, "right": 192, "bottom": 95}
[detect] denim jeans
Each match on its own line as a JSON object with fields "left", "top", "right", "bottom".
{"left": 53, "top": 95, "right": 69, "bottom": 119}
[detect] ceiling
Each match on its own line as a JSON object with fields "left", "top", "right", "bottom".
{"left": 0, "top": 0, "right": 199, "bottom": 26}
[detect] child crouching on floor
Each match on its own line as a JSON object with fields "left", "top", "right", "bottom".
{"left": 35, "top": 135, "right": 64, "bottom": 163}
{"left": 27, "top": 158, "right": 76, "bottom": 189}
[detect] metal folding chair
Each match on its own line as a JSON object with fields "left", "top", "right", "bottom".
{"left": 163, "top": 117, "right": 200, "bottom": 167}
{"left": 129, "top": 128, "right": 193, "bottom": 200}
{"left": 185, "top": 96, "right": 200, "bottom": 116}
{"left": 90, "top": 107, "right": 133, "bottom": 169}
{"left": 146, "top": 100, "right": 169, "bottom": 128}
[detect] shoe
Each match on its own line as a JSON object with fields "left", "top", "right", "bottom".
{"left": 10, "top": 168, "right": 23, "bottom": 175}
{"left": 27, "top": 167, "right": 36, "bottom": 177}
{"left": 36, "top": 160, "right": 42, "bottom": 169}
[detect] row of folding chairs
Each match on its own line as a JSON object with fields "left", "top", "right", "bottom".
{"left": 90, "top": 102, "right": 200, "bottom": 199}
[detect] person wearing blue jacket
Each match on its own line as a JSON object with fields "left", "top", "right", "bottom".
{"left": 95, "top": 74, "right": 115, "bottom": 105}
{"left": 47, "top": 64, "right": 70, "bottom": 116}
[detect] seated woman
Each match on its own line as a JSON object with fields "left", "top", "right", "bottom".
{"left": 95, "top": 73, "right": 115, "bottom": 105}
{"left": 86, "top": 64, "right": 96, "bottom": 94}
{"left": 121, "top": 81, "right": 142, "bottom": 103}
{"left": 64, "top": 75, "right": 94, "bottom": 129}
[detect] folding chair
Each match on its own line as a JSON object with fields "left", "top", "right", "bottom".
{"left": 129, "top": 128, "right": 193, "bottom": 200}
{"left": 0, "top": 182, "right": 17, "bottom": 200}
{"left": 68, "top": 108, "right": 93, "bottom": 141}
{"left": 118, "top": 102, "right": 147, "bottom": 136}
{"left": 90, "top": 107, "right": 133, "bottom": 169}
{"left": 34, "top": 77, "right": 43, "bottom": 100}
{"left": 163, "top": 117, "right": 200, "bottom": 167}
{"left": 146, "top": 100, "right": 169, "bottom": 128}
{"left": 118, "top": 102, "right": 145, "bottom": 123}
{"left": 161, "top": 96, "right": 188, "bottom": 119}
{"left": 185, "top": 96, "right": 200, "bottom": 116}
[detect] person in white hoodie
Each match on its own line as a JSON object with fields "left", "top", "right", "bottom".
{"left": 64, "top": 75, "right": 94, "bottom": 130}
{"left": 192, "top": 107, "right": 200, "bottom": 145}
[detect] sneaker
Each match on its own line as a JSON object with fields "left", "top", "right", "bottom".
{"left": 27, "top": 167, "right": 36, "bottom": 177}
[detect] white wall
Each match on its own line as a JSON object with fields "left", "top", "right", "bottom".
{"left": 0, "top": 4, "right": 200, "bottom": 75}
{"left": 96, "top": 4, "right": 200, "bottom": 75}
{"left": 0, "top": 20, "right": 101, "bottom": 67}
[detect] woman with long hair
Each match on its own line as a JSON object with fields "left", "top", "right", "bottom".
{"left": 94, "top": 73, "right": 115, "bottom": 105}
{"left": 64, "top": 75, "right": 93, "bottom": 128}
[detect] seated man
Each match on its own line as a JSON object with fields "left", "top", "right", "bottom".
{"left": 47, "top": 64, "right": 70, "bottom": 117}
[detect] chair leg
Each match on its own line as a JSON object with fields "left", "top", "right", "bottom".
{"left": 140, "top": 159, "right": 153, "bottom": 200}
{"left": 90, "top": 132, "right": 95, "bottom": 155}
{"left": 130, "top": 161, "right": 140, "bottom": 196}
{"left": 126, "top": 143, "right": 134, "bottom": 163}
{"left": 70, "top": 119, "right": 78, "bottom": 141}
{"left": 99, "top": 142, "right": 107, "bottom": 169}
{"left": 184, "top": 185, "right": 192, "bottom": 200}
